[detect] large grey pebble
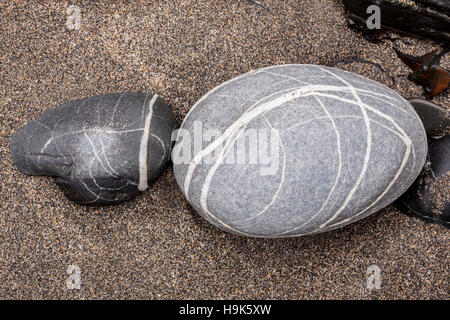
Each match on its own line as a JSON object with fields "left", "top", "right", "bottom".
{"left": 11, "top": 92, "right": 176, "bottom": 205}
{"left": 172, "top": 65, "right": 428, "bottom": 237}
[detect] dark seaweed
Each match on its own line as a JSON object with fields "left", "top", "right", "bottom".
{"left": 342, "top": 0, "right": 450, "bottom": 45}
{"left": 394, "top": 47, "right": 450, "bottom": 97}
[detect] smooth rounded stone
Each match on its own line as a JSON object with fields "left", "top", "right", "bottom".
{"left": 408, "top": 98, "right": 450, "bottom": 138}
{"left": 11, "top": 92, "right": 176, "bottom": 206}
{"left": 396, "top": 135, "right": 449, "bottom": 227}
{"left": 172, "top": 64, "right": 428, "bottom": 237}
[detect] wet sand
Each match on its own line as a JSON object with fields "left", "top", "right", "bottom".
{"left": 0, "top": 0, "right": 448, "bottom": 299}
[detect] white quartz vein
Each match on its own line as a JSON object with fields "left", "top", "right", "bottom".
{"left": 234, "top": 116, "right": 287, "bottom": 224}
{"left": 273, "top": 75, "right": 411, "bottom": 236}
{"left": 199, "top": 127, "right": 255, "bottom": 236}
{"left": 279, "top": 95, "right": 343, "bottom": 232}
{"left": 138, "top": 94, "right": 158, "bottom": 191}
{"left": 182, "top": 84, "right": 372, "bottom": 199}
{"left": 110, "top": 93, "right": 126, "bottom": 125}
{"left": 75, "top": 97, "right": 89, "bottom": 114}
{"left": 84, "top": 132, "right": 119, "bottom": 179}
{"left": 314, "top": 66, "right": 372, "bottom": 230}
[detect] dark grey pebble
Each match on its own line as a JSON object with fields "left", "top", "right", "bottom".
{"left": 408, "top": 98, "right": 450, "bottom": 138}
{"left": 10, "top": 92, "right": 177, "bottom": 206}
{"left": 396, "top": 135, "right": 449, "bottom": 227}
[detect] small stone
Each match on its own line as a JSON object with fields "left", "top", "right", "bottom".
{"left": 408, "top": 98, "right": 450, "bottom": 138}
{"left": 10, "top": 92, "right": 176, "bottom": 205}
{"left": 172, "top": 65, "right": 428, "bottom": 237}
{"left": 396, "top": 135, "right": 450, "bottom": 227}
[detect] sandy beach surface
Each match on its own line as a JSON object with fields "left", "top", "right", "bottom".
{"left": 0, "top": 0, "right": 448, "bottom": 299}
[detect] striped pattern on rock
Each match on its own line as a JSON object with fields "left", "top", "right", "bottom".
{"left": 10, "top": 92, "right": 176, "bottom": 205}
{"left": 172, "top": 65, "right": 428, "bottom": 237}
